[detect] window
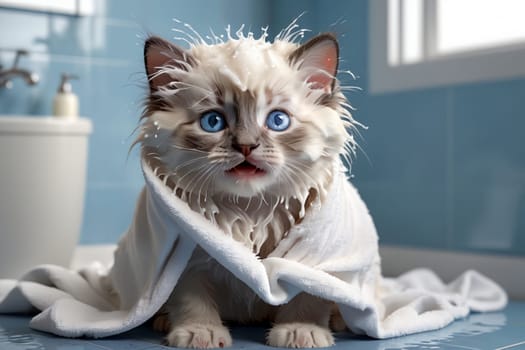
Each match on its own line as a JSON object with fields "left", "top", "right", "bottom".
{"left": 0, "top": 0, "right": 94, "bottom": 16}
{"left": 370, "top": 0, "right": 525, "bottom": 93}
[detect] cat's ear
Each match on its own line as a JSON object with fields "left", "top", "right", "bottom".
{"left": 144, "top": 36, "right": 195, "bottom": 91}
{"left": 289, "top": 33, "right": 339, "bottom": 93}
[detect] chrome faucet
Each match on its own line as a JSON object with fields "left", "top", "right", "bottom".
{"left": 0, "top": 50, "right": 39, "bottom": 88}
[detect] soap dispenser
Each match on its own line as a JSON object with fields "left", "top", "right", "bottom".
{"left": 53, "top": 73, "right": 79, "bottom": 118}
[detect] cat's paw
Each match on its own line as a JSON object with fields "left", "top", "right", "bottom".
{"left": 267, "top": 323, "right": 334, "bottom": 348}
{"left": 165, "top": 323, "right": 232, "bottom": 349}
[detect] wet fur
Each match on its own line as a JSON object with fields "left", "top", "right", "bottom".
{"left": 139, "top": 22, "right": 357, "bottom": 348}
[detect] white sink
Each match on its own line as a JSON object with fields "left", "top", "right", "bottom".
{"left": 0, "top": 115, "right": 92, "bottom": 134}
{"left": 0, "top": 116, "right": 92, "bottom": 278}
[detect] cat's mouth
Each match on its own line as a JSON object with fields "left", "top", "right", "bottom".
{"left": 226, "top": 161, "right": 267, "bottom": 178}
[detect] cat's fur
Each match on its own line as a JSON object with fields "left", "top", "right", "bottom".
{"left": 139, "top": 23, "right": 358, "bottom": 348}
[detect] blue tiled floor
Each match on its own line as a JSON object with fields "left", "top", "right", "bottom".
{"left": 0, "top": 302, "right": 524, "bottom": 350}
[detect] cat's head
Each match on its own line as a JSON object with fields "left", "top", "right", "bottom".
{"left": 139, "top": 29, "right": 355, "bottom": 199}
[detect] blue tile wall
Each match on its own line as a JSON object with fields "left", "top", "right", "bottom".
{"left": 1, "top": 1, "right": 523, "bottom": 256}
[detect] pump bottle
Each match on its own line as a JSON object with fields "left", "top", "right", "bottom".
{"left": 53, "top": 73, "right": 79, "bottom": 118}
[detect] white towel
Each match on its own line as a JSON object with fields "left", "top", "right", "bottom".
{"left": 0, "top": 159, "right": 507, "bottom": 339}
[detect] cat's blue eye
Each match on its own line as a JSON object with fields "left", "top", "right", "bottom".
{"left": 266, "top": 110, "right": 290, "bottom": 131}
{"left": 200, "top": 111, "right": 226, "bottom": 133}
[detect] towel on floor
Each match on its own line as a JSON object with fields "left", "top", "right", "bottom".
{"left": 0, "top": 159, "right": 507, "bottom": 339}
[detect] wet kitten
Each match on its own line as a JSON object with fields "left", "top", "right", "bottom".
{"left": 139, "top": 25, "right": 357, "bottom": 348}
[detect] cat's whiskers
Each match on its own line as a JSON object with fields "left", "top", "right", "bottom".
{"left": 188, "top": 163, "right": 220, "bottom": 203}
{"left": 276, "top": 166, "right": 302, "bottom": 197}
{"left": 284, "top": 159, "right": 320, "bottom": 187}
{"left": 181, "top": 169, "right": 212, "bottom": 202}
{"left": 170, "top": 145, "right": 210, "bottom": 154}
{"left": 341, "top": 143, "right": 356, "bottom": 170}
{"left": 199, "top": 165, "right": 221, "bottom": 203}
{"left": 172, "top": 161, "right": 211, "bottom": 192}
{"left": 170, "top": 155, "right": 211, "bottom": 174}
{"left": 188, "top": 167, "right": 212, "bottom": 206}
{"left": 176, "top": 161, "right": 210, "bottom": 184}
{"left": 339, "top": 86, "right": 362, "bottom": 93}
{"left": 339, "top": 101, "right": 357, "bottom": 113}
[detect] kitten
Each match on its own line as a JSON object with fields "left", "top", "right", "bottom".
{"left": 139, "top": 24, "right": 357, "bottom": 349}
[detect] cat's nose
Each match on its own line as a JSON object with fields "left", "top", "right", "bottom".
{"left": 232, "top": 143, "right": 260, "bottom": 156}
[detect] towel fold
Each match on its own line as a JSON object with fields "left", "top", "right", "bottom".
{"left": 0, "top": 159, "right": 507, "bottom": 339}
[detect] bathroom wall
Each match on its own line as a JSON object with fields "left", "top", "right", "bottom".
{"left": 1, "top": 1, "right": 523, "bottom": 257}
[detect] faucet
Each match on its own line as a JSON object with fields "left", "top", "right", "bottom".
{"left": 0, "top": 50, "right": 39, "bottom": 88}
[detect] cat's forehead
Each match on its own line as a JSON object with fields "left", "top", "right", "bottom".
{"left": 190, "top": 38, "right": 296, "bottom": 63}
{"left": 188, "top": 38, "right": 299, "bottom": 92}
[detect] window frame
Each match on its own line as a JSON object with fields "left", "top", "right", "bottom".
{"left": 0, "top": 0, "right": 94, "bottom": 16}
{"left": 369, "top": 0, "right": 525, "bottom": 94}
